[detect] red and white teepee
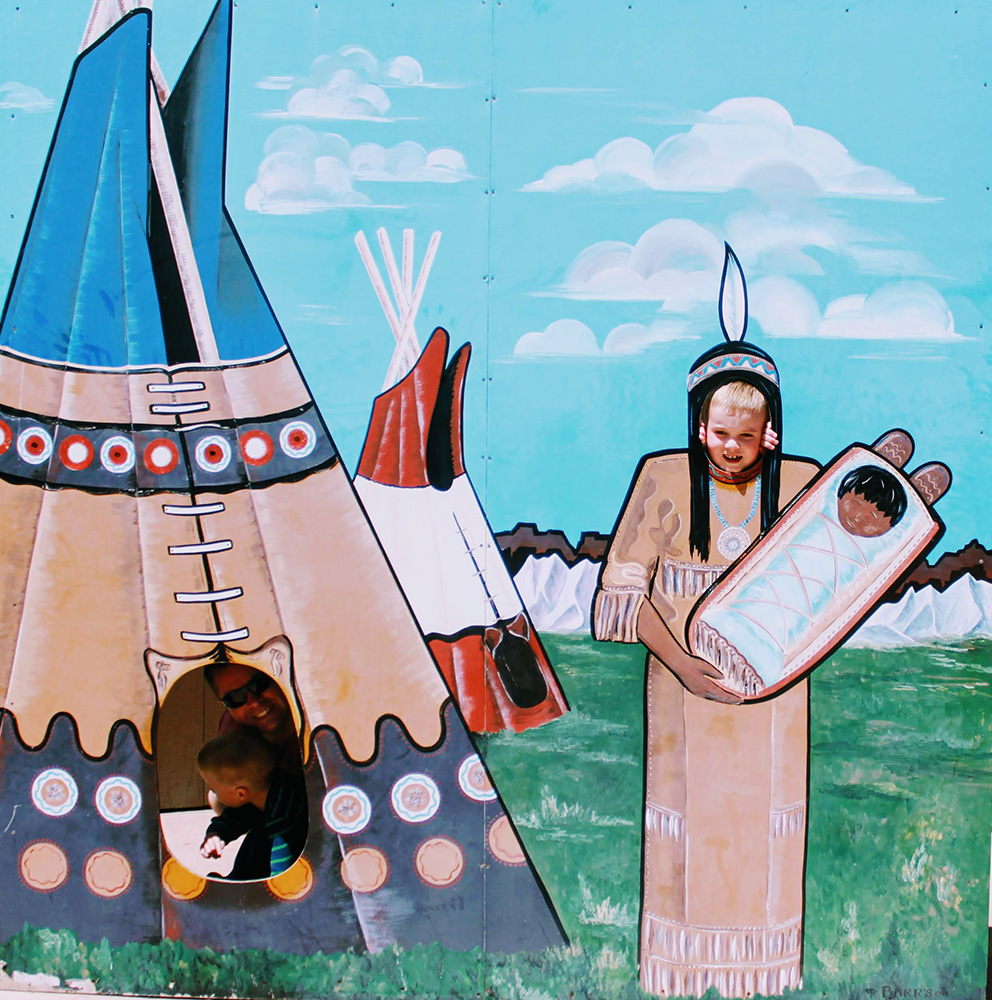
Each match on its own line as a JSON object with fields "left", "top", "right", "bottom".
{"left": 353, "top": 229, "right": 569, "bottom": 734}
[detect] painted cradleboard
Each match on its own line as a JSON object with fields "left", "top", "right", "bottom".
{"left": 0, "top": 0, "right": 564, "bottom": 958}
{"left": 689, "top": 431, "right": 950, "bottom": 699}
{"left": 353, "top": 231, "right": 569, "bottom": 734}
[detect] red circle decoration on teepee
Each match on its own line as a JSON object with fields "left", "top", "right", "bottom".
{"left": 17, "top": 426, "right": 53, "bottom": 465}
{"left": 0, "top": 419, "right": 12, "bottom": 455}
{"left": 59, "top": 434, "right": 95, "bottom": 471}
{"left": 194, "top": 434, "right": 232, "bottom": 473}
{"left": 240, "top": 430, "right": 275, "bottom": 467}
{"left": 279, "top": 420, "right": 316, "bottom": 459}
{"left": 100, "top": 435, "right": 135, "bottom": 474}
{"left": 143, "top": 438, "right": 179, "bottom": 475}
{"left": 84, "top": 850, "right": 132, "bottom": 898}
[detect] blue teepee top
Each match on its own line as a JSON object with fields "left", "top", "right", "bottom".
{"left": 0, "top": 1, "right": 287, "bottom": 371}
{"left": 163, "top": 0, "right": 286, "bottom": 362}
{"left": 0, "top": 11, "right": 168, "bottom": 369}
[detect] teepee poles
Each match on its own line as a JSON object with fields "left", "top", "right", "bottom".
{"left": 355, "top": 228, "right": 441, "bottom": 389}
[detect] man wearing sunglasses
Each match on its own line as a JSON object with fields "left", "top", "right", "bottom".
{"left": 205, "top": 662, "right": 299, "bottom": 766}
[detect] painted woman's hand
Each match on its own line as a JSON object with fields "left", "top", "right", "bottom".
{"left": 762, "top": 422, "right": 779, "bottom": 451}
{"left": 663, "top": 648, "right": 744, "bottom": 705}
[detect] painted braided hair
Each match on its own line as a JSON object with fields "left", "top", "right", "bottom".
{"left": 687, "top": 245, "right": 783, "bottom": 562}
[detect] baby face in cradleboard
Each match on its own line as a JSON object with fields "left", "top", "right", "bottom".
{"left": 836, "top": 465, "right": 908, "bottom": 538}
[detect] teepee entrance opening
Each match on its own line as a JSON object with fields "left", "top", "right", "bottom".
{"left": 156, "top": 664, "right": 309, "bottom": 882}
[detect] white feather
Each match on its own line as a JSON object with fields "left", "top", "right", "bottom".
{"left": 719, "top": 244, "right": 748, "bottom": 342}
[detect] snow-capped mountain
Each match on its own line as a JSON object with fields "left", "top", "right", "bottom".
{"left": 513, "top": 553, "right": 992, "bottom": 646}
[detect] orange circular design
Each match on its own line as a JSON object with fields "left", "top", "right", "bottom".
{"left": 161, "top": 857, "right": 207, "bottom": 901}
{"left": 340, "top": 846, "right": 388, "bottom": 894}
{"left": 84, "top": 850, "right": 131, "bottom": 898}
{"left": 267, "top": 855, "right": 314, "bottom": 901}
{"left": 19, "top": 841, "right": 69, "bottom": 892}
{"left": 0, "top": 419, "right": 11, "bottom": 454}
{"left": 488, "top": 815, "right": 526, "bottom": 866}
{"left": 415, "top": 838, "right": 464, "bottom": 887}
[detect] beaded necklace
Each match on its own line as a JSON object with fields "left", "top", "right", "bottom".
{"left": 709, "top": 475, "right": 760, "bottom": 560}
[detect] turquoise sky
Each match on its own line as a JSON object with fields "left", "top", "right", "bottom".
{"left": 1, "top": 0, "right": 989, "bottom": 555}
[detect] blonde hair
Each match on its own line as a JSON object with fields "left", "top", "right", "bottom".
{"left": 197, "top": 729, "right": 277, "bottom": 792}
{"left": 701, "top": 381, "right": 767, "bottom": 423}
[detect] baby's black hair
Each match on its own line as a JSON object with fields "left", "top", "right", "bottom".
{"left": 837, "top": 465, "right": 907, "bottom": 527}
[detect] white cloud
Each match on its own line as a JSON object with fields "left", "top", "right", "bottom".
{"left": 524, "top": 97, "right": 923, "bottom": 202}
{"left": 750, "top": 278, "right": 962, "bottom": 342}
{"left": 245, "top": 126, "right": 470, "bottom": 213}
{"left": 603, "top": 320, "right": 697, "bottom": 354}
{"left": 257, "top": 76, "right": 294, "bottom": 91}
{"left": 350, "top": 142, "right": 470, "bottom": 183}
{"left": 817, "top": 283, "right": 960, "bottom": 341}
{"left": 556, "top": 219, "right": 724, "bottom": 307}
{"left": 514, "top": 319, "right": 601, "bottom": 355}
{"left": 0, "top": 82, "right": 54, "bottom": 111}
{"left": 260, "top": 46, "right": 447, "bottom": 121}
{"left": 749, "top": 276, "right": 821, "bottom": 338}
{"left": 513, "top": 318, "right": 698, "bottom": 357}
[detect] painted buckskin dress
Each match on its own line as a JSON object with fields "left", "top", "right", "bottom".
{"left": 594, "top": 451, "right": 818, "bottom": 999}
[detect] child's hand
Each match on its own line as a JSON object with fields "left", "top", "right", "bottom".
{"left": 200, "top": 835, "right": 225, "bottom": 859}
{"left": 762, "top": 422, "right": 779, "bottom": 451}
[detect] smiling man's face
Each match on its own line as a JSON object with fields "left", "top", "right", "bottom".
{"left": 209, "top": 664, "right": 294, "bottom": 745}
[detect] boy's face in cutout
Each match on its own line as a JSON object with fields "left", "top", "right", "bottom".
{"left": 699, "top": 399, "right": 766, "bottom": 474}
{"left": 837, "top": 491, "right": 894, "bottom": 537}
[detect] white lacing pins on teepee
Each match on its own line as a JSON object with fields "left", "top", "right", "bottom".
{"left": 355, "top": 228, "right": 441, "bottom": 390}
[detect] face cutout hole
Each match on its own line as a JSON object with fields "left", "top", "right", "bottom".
{"left": 156, "top": 665, "right": 309, "bottom": 883}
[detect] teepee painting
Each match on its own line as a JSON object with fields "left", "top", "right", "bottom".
{"left": 0, "top": 0, "right": 564, "bottom": 959}
{"left": 1, "top": 0, "right": 991, "bottom": 997}
{"left": 353, "top": 229, "right": 569, "bottom": 734}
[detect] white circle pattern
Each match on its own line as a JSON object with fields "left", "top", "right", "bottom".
{"left": 31, "top": 768, "right": 78, "bottom": 817}
{"left": 390, "top": 773, "right": 441, "bottom": 824}
{"left": 17, "top": 426, "right": 53, "bottom": 466}
{"left": 322, "top": 785, "right": 372, "bottom": 835}
{"left": 457, "top": 755, "right": 497, "bottom": 802}
{"left": 94, "top": 775, "right": 142, "bottom": 824}
{"left": 100, "top": 435, "right": 136, "bottom": 474}
{"left": 279, "top": 421, "right": 317, "bottom": 459}
{"left": 194, "top": 434, "right": 233, "bottom": 473}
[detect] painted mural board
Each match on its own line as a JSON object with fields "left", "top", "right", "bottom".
{"left": 0, "top": 1, "right": 990, "bottom": 999}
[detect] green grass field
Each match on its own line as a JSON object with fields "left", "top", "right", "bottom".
{"left": 4, "top": 634, "right": 990, "bottom": 999}
{"left": 482, "top": 634, "right": 992, "bottom": 999}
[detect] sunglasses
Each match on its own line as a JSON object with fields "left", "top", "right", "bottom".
{"left": 219, "top": 673, "right": 273, "bottom": 709}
